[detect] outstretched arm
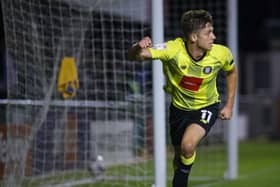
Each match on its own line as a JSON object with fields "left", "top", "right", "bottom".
{"left": 219, "top": 66, "right": 238, "bottom": 120}
{"left": 128, "top": 37, "right": 153, "bottom": 61}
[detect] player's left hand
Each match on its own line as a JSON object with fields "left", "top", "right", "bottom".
{"left": 219, "top": 106, "right": 232, "bottom": 120}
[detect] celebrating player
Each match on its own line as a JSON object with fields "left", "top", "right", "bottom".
{"left": 128, "top": 9, "right": 238, "bottom": 187}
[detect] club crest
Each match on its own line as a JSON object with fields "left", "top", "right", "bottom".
{"left": 203, "top": 66, "right": 212, "bottom": 74}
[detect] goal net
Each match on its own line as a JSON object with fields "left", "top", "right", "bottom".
{"left": 1, "top": 0, "right": 153, "bottom": 187}
{"left": 0, "top": 0, "right": 231, "bottom": 186}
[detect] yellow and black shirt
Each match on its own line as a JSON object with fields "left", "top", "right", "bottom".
{"left": 149, "top": 37, "right": 235, "bottom": 110}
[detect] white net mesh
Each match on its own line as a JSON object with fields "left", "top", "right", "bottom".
{"left": 0, "top": 0, "right": 231, "bottom": 186}
{"left": 1, "top": 0, "right": 153, "bottom": 187}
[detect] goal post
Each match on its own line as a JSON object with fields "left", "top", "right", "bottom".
{"left": 226, "top": 0, "right": 239, "bottom": 180}
{"left": 152, "top": 1, "right": 166, "bottom": 187}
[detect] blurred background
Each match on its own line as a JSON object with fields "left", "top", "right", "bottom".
{"left": 240, "top": 0, "right": 280, "bottom": 140}
{"left": 238, "top": 0, "right": 280, "bottom": 141}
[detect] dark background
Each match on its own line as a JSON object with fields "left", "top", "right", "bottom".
{"left": 239, "top": 0, "right": 280, "bottom": 52}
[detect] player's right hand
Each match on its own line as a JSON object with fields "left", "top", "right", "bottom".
{"left": 138, "top": 37, "right": 152, "bottom": 48}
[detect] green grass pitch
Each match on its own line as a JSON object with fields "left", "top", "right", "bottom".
{"left": 77, "top": 140, "right": 280, "bottom": 187}
{"left": 4, "top": 140, "right": 279, "bottom": 187}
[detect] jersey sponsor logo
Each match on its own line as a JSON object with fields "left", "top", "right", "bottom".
{"left": 179, "top": 76, "right": 203, "bottom": 91}
{"left": 203, "top": 66, "right": 212, "bottom": 74}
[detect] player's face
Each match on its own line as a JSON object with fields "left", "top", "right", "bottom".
{"left": 196, "top": 23, "right": 216, "bottom": 51}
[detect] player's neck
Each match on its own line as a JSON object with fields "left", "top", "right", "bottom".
{"left": 185, "top": 42, "right": 206, "bottom": 61}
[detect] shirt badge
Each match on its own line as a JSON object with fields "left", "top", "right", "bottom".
{"left": 203, "top": 66, "right": 212, "bottom": 74}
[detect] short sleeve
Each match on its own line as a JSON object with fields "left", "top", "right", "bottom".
{"left": 222, "top": 48, "right": 235, "bottom": 72}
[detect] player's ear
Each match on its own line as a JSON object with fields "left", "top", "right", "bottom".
{"left": 190, "top": 33, "right": 197, "bottom": 43}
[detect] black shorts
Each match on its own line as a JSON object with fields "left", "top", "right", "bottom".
{"left": 169, "top": 103, "right": 220, "bottom": 146}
